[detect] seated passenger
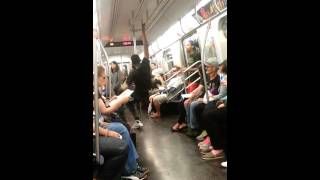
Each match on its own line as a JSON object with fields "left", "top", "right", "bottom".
{"left": 149, "top": 65, "right": 184, "bottom": 118}
{"left": 93, "top": 127, "right": 128, "bottom": 180}
{"left": 200, "top": 98, "right": 227, "bottom": 161}
{"left": 97, "top": 65, "right": 131, "bottom": 131}
{"left": 196, "top": 60, "right": 227, "bottom": 141}
{"left": 197, "top": 97, "right": 227, "bottom": 151}
{"left": 151, "top": 62, "right": 164, "bottom": 77}
{"left": 110, "top": 61, "right": 125, "bottom": 95}
{"left": 171, "top": 66, "right": 204, "bottom": 131}
{"left": 95, "top": 65, "right": 149, "bottom": 179}
{"left": 186, "top": 58, "right": 220, "bottom": 138}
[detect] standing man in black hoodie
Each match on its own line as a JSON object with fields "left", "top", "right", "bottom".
{"left": 127, "top": 23, "right": 152, "bottom": 129}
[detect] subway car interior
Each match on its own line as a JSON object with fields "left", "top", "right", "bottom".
{"left": 93, "top": 0, "right": 227, "bottom": 179}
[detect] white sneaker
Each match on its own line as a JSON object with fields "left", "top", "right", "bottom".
{"left": 221, "top": 161, "right": 227, "bottom": 168}
{"left": 136, "top": 120, "right": 143, "bottom": 127}
{"left": 132, "top": 120, "right": 143, "bottom": 129}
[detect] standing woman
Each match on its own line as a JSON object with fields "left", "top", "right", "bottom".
{"left": 111, "top": 61, "right": 124, "bottom": 95}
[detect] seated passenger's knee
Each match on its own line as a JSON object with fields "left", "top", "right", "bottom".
{"left": 117, "top": 139, "right": 129, "bottom": 154}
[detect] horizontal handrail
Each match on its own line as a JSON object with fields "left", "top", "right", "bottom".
{"left": 185, "top": 77, "right": 200, "bottom": 90}
{"left": 183, "top": 61, "right": 201, "bottom": 73}
{"left": 184, "top": 70, "right": 199, "bottom": 82}
{"left": 165, "top": 60, "right": 201, "bottom": 83}
{"left": 165, "top": 71, "right": 181, "bottom": 83}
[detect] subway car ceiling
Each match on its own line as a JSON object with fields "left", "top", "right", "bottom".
{"left": 98, "top": 0, "right": 227, "bottom": 69}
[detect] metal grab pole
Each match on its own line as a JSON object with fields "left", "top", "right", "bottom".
{"left": 200, "top": 22, "right": 212, "bottom": 103}
{"left": 109, "top": 63, "right": 112, "bottom": 99}
{"left": 133, "top": 35, "right": 137, "bottom": 54}
{"left": 93, "top": 37, "right": 100, "bottom": 164}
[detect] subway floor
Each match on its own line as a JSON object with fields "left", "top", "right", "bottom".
{"left": 126, "top": 108, "right": 227, "bottom": 180}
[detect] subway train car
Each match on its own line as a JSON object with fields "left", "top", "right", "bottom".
{"left": 93, "top": 0, "right": 227, "bottom": 179}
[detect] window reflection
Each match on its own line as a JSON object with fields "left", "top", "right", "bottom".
{"left": 163, "top": 48, "right": 174, "bottom": 70}
{"left": 219, "top": 16, "right": 227, "bottom": 38}
{"left": 204, "top": 27, "right": 218, "bottom": 64}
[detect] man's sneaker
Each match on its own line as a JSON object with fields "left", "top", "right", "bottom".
{"left": 137, "top": 164, "right": 150, "bottom": 176}
{"left": 136, "top": 120, "right": 143, "bottom": 127}
{"left": 132, "top": 120, "right": 143, "bottom": 129}
{"left": 121, "top": 170, "right": 147, "bottom": 180}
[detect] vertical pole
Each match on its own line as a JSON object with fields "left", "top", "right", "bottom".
{"left": 93, "top": 37, "right": 100, "bottom": 163}
{"left": 133, "top": 32, "right": 137, "bottom": 54}
{"left": 201, "top": 22, "right": 211, "bottom": 103}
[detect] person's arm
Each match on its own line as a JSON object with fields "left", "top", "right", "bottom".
{"left": 99, "top": 127, "right": 121, "bottom": 138}
{"left": 98, "top": 97, "right": 128, "bottom": 115}
{"left": 141, "top": 23, "right": 149, "bottom": 59}
{"left": 209, "top": 84, "right": 227, "bottom": 101}
{"left": 93, "top": 123, "right": 121, "bottom": 138}
{"left": 190, "top": 84, "right": 204, "bottom": 100}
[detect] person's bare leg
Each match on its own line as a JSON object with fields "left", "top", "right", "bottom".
{"left": 150, "top": 99, "right": 161, "bottom": 118}
{"left": 149, "top": 94, "right": 157, "bottom": 102}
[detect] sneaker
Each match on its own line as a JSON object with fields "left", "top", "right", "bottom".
{"left": 199, "top": 144, "right": 210, "bottom": 150}
{"left": 201, "top": 152, "right": 224, "bottom": 160}
{"left": 200, "top": 146, "right": 213, "bottom": 154}
{"left": 121, "top": 171, "right": 147, "bottom": 180}
{"left": 132, "top": 120, "right": 143, "bottom": 129}
{"left": 137, "top": 164, "right": 150, "bottom": 176}
{"left": 198, "top": 141, "right": 206, "bottom": 147}
{"left": 132, "top": 123, "right": 140, "bottom": 129}
{"left": 196, "top": 130, "right": 208, "bottom": 141}
{"left": 221, "top": 161, "right": 227, "bottom": 168}
{"left": 136, "top": 120, "right": 143, "bottom": 127}
{"left": 198, "top": 141, "right": 208, "bottom": 147}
